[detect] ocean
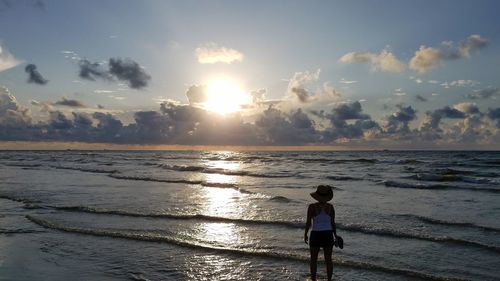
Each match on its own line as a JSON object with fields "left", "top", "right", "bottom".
{"left": 0, "top": 150, "right": 499, "bottom": 280}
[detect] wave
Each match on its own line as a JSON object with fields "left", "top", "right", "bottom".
{"left": 51, "top": 165, "right": 117, "bottom": 174}
{"left": 40, "top": 205, "right": 304, "bottom": 228}
{"left": 338, "top": 223, "right": 500, "bottom": 254}
{"left": 4, "top": 163, "right": 42, "bottom": 168}
{"left": 326, "top": 175, "right": 363, "bottom": 181}
{"left": 395, "top": 214, "right": 500, "bottom": 234}
{"left": 108, "top": 174, "right": 244, "bottom": 190}
{"left": 406, "top": 174, "right": 499, "bottom": 184}
{"left": 26, "top": 215, "right": 466, "bottom": 281}
{"left": 159, "top": 164, "right": 293, "bottom": 178}
{"left": 0, "top": 229, "right": 46, "bottom": 235}
{"left": 0, "top": 194, "right": 40, "bottom": 204}
{"left": 394, "top": 159, "right": 424, "bottom": 164}
{"left": 383, "top": 180, "right": 500, "bottom": 193}
{"left": 269, "top": 196, "right": 293, "bottom": 203}
{"left": 39, "top": 204, "right": 500, "bottom": 254}
{"left": 296, "top": 158, "right": 378, "bottom": 164}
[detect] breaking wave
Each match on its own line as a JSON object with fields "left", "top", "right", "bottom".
{"left": 26, "top": 215, "right": 466, "bottom": 281}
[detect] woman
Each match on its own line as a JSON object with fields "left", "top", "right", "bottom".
{"left": 304, "top": 185, "right": 338, "bottom": 281}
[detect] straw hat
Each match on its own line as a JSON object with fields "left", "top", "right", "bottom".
{"left": 310, "top": 185, "right": 333, "bottom": 202}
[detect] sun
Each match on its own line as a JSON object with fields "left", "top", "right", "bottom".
{"left": 203, "top": 77, "right": 251, "bottom": 114}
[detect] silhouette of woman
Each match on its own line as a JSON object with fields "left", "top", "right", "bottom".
{"left": 304, "top": 185, "right": 338, "bottom": 281}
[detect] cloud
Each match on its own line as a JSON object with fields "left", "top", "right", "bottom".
{"left": 53, "top": 97, "right": 85, "bottom": 107}
{"left": 454, "top": 102, "right": 480, "bottom": 115}
{"left": 255, "top": 107, "right": 319, "bottom": 144}
{"left": 78, "top": 57, "right": 150, "bottom": 89}
{"left": 312, "top": 101, "right": 379, "bottom": 141}
{"left": 487, "top": 108, "right": 500, "bottom": 128}
{"left": 1, "top": 85, "right": 499, "bottom": 147}
{"left": 466, "top": 88, "right": 499, "bottom": 100}
{"left": 384, "top": 105, "right": 417, "bottom": 135}
{"left": 339, "top": 49, "right": 405, "bottom": 72}
{"left": 287, "top": 70, "right": 320, "bottom": 103}
{"left": 415, "top": 94, "right": 427, "bottom": 102}
{"left": 195, "top": 43, "right": 243, "bottom": 64}
{"left": 24, "top": 64, "right": 48, "bottom": 85}
{"left": 185, "top": 85, "right": 208, "bottom": 105}
{"left": 339, "top": 78, "right": 357, "bottom": 84}
{"left": 420, "top": 106, "right": 466, "bottom": 131}
{"left": 449, "top": 80, "right": 479, "bottom": 87}
{"left": 30, "top": 100, "right": 53, "bottom": 112}
{"left": 108, "top": 58, "right": 151, "bottom": 89}
{"left": 409, "top": 34, "right": 488, "bottom": 73}
{"left": 78, "top": 59, "right": 110, "bottom": 81}
{"left": 0, "top": 86, "right": 31, "bottom": 134}
{"left": 0, "top": 43, "right": 21, "bottom": 72}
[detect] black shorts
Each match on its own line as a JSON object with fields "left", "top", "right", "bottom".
{"left": 309, "top": 230, "right": 334, "bottom": 248}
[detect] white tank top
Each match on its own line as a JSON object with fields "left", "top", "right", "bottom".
{"left": 312, "top": 207, "right": 332, "bottom": 231}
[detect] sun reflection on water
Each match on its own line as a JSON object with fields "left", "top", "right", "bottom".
{"left": 195, "top": 153, "right": 246, "bottom": 251}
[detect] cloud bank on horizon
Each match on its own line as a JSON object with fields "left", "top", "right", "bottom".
{"left": 0, "top": 1, "right": 499, "bottom": 148}
{"left": 1, "top": 84, "right": 499, "bottom": 148}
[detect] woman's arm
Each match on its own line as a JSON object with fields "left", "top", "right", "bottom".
{"left": 304, "top": 204, "right": 313, "bottom": 243}
{"left": 330, "top": 204, "right": 337, "bottom": 238}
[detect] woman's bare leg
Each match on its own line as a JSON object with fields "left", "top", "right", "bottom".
{"left": 324, "top": 246, "right": 333, "bottom": 281}
{"left": 309, "top": 246, "right": 320, "bottom": 281}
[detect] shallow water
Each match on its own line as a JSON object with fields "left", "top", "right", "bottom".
{"left": 1, "top": 150, "right": 499, "bottom": 280}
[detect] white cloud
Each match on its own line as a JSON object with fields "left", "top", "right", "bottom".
{"left": 339, "top": 49, "right": 405, "bottom": 72}
{"left": 339, "top": 78, "right": 358, "bottom": 84}
{"left": 409, "top": 34, "right": 488, "bottom": 73}
{"left": 449, "top": 80, "right": 479, "bottom": 87}
{"left": 94, "top": 90, "right": 115, "bottom": 94}
{"left": 0, "top": 44, "right": 22, "bottom": 72}
{"left": 195, "top": 42, "right": 244, "bottom": 64}
{"left": 409, "top": 46, "right": 441, "bottom": 73}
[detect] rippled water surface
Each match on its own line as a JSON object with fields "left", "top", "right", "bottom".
{"left": 1, "top": 150, "right": 499, "bottom": 280}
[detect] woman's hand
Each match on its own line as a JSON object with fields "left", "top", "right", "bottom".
{"left": 304, "top": 233, "right": 308, "bottom": 244}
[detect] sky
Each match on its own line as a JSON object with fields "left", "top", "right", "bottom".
{"left": 1, "top": 0, "right": 500, "bottom": 149}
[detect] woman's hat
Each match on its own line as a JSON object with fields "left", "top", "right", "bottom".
{"left": 310, "top": 185, "right": 333, "bottom": 202}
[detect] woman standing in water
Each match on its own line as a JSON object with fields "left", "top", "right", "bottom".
{"left": 304, "top": 185, "right": 339, "bottom": 281}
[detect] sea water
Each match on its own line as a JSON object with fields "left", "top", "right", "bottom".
{"left": 0, "top": 150, "right": 499, "bottom": 280}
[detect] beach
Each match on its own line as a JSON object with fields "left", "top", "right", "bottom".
{"left": 1, "top": 150, "right": 500, "bottom": 280}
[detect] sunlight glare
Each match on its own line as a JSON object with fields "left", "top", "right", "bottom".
{"left": 203, "top": 78, "right": 251, "bottom": 114}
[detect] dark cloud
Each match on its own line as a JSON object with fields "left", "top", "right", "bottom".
{"left": 78, "top": 59, "right": 109, "bottom": 81}
{"left": 108, "top": 58, "right": 151, "bottom": 89}
{"left": 92, "top": 112, "right": 123, "bottom": 141}
{"left": 384, "top": 105, "right": 417, "bottom": 135}
{"left": 255, "top": 107, "right": 319, "bottom": 144}
{"left": 24, "top": 64, "right": 48, "bottom": 85}
{"left": 291, "top": 87, "right": 311, "bottom": 103}
{"left": 48, "top": 111, "right": 72, "bottom": 130}
{"left": 316, "top": 101, "right": 379, "bottom": 141}
{"left": 487, "top": 108, "right": 500, "bottom": 128}
{"left": 466, "top": 88, "right": 499, "bottom": 100}
{"left": 78, "top": 58, "right": 150, "bottom": 89}
{"left": 415, "top": 94, "right": 427, "bottom": 102}
{"left": 53, "top": 97, "right": 85, "bottom": 108}
{"left": 421, "top": 106, "right": 466, "bottom": 131}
